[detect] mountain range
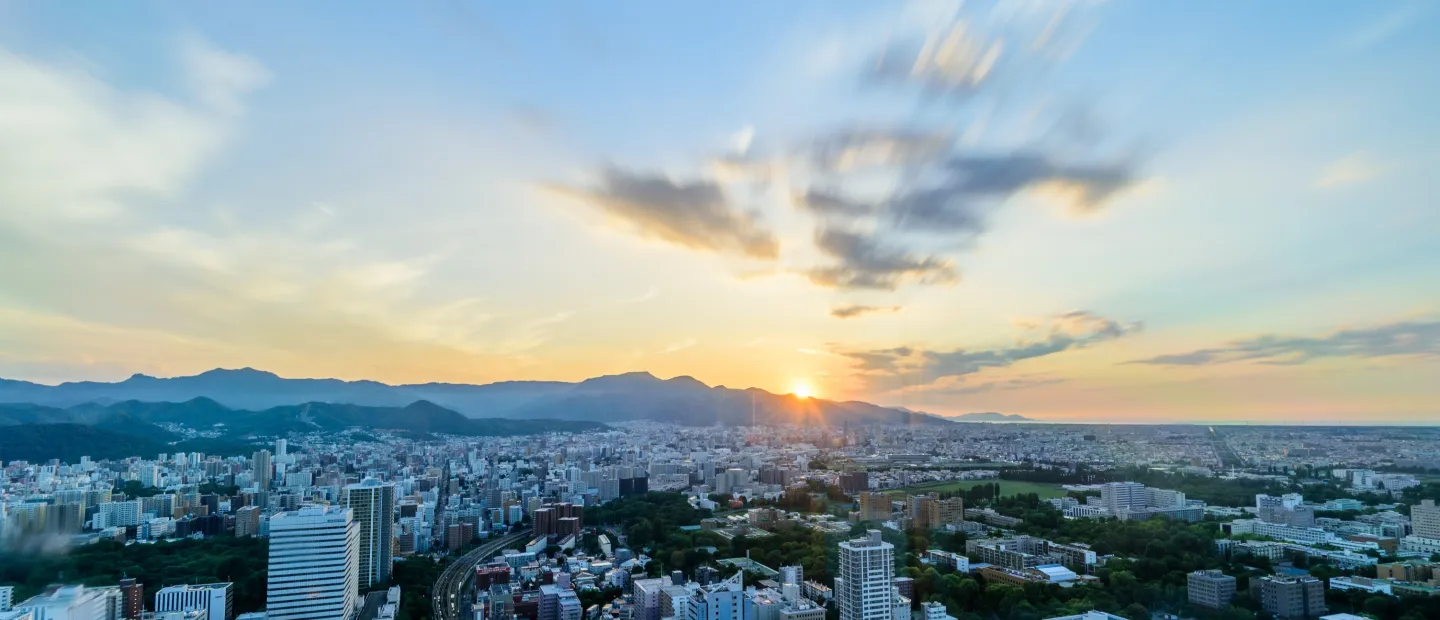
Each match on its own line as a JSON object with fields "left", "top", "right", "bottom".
{"left": 0, "top": 368, "right": 960, "bottom": 427}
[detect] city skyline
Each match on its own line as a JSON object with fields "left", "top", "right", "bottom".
{"left": 2, "top": 1, "right": 1438, "bottom": 424}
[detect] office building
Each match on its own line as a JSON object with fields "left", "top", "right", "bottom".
{"left": 343, "top": 478, "right": 396, "bottom": 589}
{"left": 119, "top": 578, "right": 143, "bottom": 619}
{"left": 154, "top": 584, "right": 232, "bottom": 620}
{"left": 1252, "top": 575, "right": 1325, "bottom": 619}
{"left": 266, "top": 506, "right": 360, "bottom": 620}
{"left": 1187, "top": 570, "right": 1235, "bottom": 610}
{"left": 836, "top": 530, "right": 894, "bottom": 620}
{"left": 1413, "top": 500, "right": 1440, "bottom": 541}
{"left": 1100, "top": 482, "right": 1146, "bottom": 513}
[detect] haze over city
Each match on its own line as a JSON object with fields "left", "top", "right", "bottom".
{"left": 2, "top": 1, "right": 1438, "bottom": 424}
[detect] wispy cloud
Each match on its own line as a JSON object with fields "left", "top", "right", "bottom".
{"left": 841, "top": 311, "right": 1140, "bottom": 390}
{"left": 804, "top": 228, "right": 957, "bottom": 290}
{"left": 1314, "top": 151, "right": 1387, "bottom": 188}
{"left": 660, "top": 337, "right": 698, "bottom": 354}
{"left": 830, "top": 304, "right": 902, "bottom": 319}
{"left": 1128, "top": 318, "right": 1440, "bottom": 367}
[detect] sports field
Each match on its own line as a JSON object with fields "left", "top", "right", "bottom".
{"left": 895, "top": 479, "right": 1069, "bottom": 500}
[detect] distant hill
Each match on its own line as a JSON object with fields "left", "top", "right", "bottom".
{"left": 950, "top": 412, "right": 1034, "bottom": 422}
{"left": 0, "top": 398, "right": 608, "bottom": 456}
{"left": 0, "top": 368, "right": 953, "bottom": 427}
{"left": 0, "top": 423, "right": 246, "bottom": 463}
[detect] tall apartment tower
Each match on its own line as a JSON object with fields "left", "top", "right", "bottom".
{"left": 252, "top": 450, "right": 273, "bottom": 492}
{"left": 1412, "top": 499, "right": 1440, "bottom": 540}
{"left": 1252, "top": 575, "right": 1325, "bottom": 619}
{"left": 837, "top": 530, "right": 895, "bottom": 620}
{"left": 343, "top": 478, "right": 397, "bottom": 589}
{"left": 267, "top": 506, "right": 360, "bottom": 620}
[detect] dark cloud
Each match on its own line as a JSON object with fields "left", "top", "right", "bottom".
{"left": 830, "top": 304, "right": 902, "bottom": 319}
{"left": 841, "top": 311, "right": 1140, "bottom": 389}
{"left": 890, "top": 152, "right": 1137, "bottom": 232}
{"left": 550, "top": 167, "right": 779, "bottom": 259}
{"left": 839, "top": 346, "right": 914, "bottom": 371}
{"left": 805, "top": 228, "right": 957, "bottom": 290}
{"left": 793, "top": 188, "right": 876, "bottom": 218}
{"left": 1128, "top": 319, "right": 1440, "bottom": 367}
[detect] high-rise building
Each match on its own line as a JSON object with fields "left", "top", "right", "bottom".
{"left": 267, "top": 506, "right": 360, "bottom": 620}
{"left": 0, "top": 585, "right": 13, "bottom": 611}
{"left": 910, "top": 496, "right": 939, "bottom": 530}
{"left": 252, "top": 451, "right": 272, "bottom": 492}
{"left": 836, "top": 530, "right": 894, "bottom": 620}
{"left": 119, "top": 578, "right": 143, "bottom": 619}
{"left": 275, "top": 439, "right": 287, "bottom": 459}
{"left": 1412, "top": 500, "right": 1440, "bottom": 541}
{"left": 1251, "top": 575, "right": 1325, "bottom": 619}
{"left": 343, "top": 478, "right": 396, "bottom": 589}
{"left": 937, "top": 498, "right": 964, "bottom": 525}
{"left": 838, "top": 472, "right": 869, "bottom": 494}
{"left": 1187, "top": 570, "right": 1235, "bottom": 610}
{"left": 154, "top": 583, "right": 232, "bottom": 620}
{"left": 631, "top": 578, "right": 667, "bottom": 620}
{"left": 14, "top": 585, "right": 121, "bottom": 620}
{"left": 1100, "top": 482, "right": 1146, "bottom": 514}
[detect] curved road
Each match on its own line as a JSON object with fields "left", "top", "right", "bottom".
{"left": 432, "top": 531, "right": 529, "bottom": 620}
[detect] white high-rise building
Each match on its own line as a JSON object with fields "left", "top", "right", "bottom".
{"left": 343, "top": 478, "right": 396, "bottom": 589}
{"left": 267, "top": 506, "right": 360, "bottom": 620}
{"left": 836, "top": 530, "right": 894, "bottom": 620}
{"left": 1100, "top": 483, "right": 1146, "bottom": 513}
{"left": 275, "top": 439, "right": 288, "bottom": 458}
{"left": 14, "top": 585, "right": 120, "bottom": 620}
{"left": 154, "top": 583, "right": 232, "bottom": 620}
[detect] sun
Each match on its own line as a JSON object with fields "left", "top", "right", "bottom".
{"left": 790, "top": 381, "right": 815, "bottom": 399}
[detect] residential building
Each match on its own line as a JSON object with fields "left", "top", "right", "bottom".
{"left": 1100, "top": 482, "right": 1146, "bottom": 513}
{"left": 1187, "top": 570, "right": 1235, "bottom": 610}
{"left": 837, "top": 530, "right": 894, "bottom": 620}
{"left": 233, "top": 507, "right": 261, "bottom": 538}
{"left": 343, "top": 478, "right": 396, "bottom": 589}
{"left": 858, "top": 493, "right": 891, "bottom": 522}
{"left": 154, "top": 584, "right": 232, "bottom": 620}
{"left": 266, "top": 506, "right": 360, "bottom": 620}
{"left": 119, "top": 578, "right": 143, "bottom": 619}
{"left": 1413, "top": 499, "right": 1440, "bottom": 541}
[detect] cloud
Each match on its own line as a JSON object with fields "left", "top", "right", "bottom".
{"left": 660, "top": 337, "right": 699, "bottom": 354}
{"left": 805, "top": 228, "right": 957, "bottom": 290}
{"left": 891, "top": 152, "right": 1137, "bottom": 231}
{"left": 1315, "top": 151, "right": 1386, "bottom": 188}
{"left": 1128, "top": 319, "right": 1440, "bottom": 367}
{"left": 0, "top": 40, "right": 264, "bottom": 225}
{"left": 793, "top": 188, "right": 877, "bottom": 217}
{"left": 548, "top": 167, "right": 780, "bottom": 259}
{"left": 810, "top": 129, "right": 952, "bottom": 172}
{"left": 830, "top": 304, "right": 902, "bottom": 319}
{"left": 933, "top": 375, "right": 1067, "bottom": 395}
{"left": 841, "top": 310, "right": 1140, "bottom": 389}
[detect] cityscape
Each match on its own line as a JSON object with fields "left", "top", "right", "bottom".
{"left": 2, "top": 2, "right": 1439, "bottom": 620}
{"left": 2, "top": 397, "right": 1440, "bottom": 620}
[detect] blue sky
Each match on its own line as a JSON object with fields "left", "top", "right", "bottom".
{"left": 1, "top": 0, "right": 1437, "bottom": 423}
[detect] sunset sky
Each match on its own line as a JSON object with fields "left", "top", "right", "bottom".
{"left": 1, "top": 1, "right": 1437, "bottom": 423}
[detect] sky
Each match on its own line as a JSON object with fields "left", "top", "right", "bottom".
{"left": 1, "top": 0, "right": 1438, "bottom": 424}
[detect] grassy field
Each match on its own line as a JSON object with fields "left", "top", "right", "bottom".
{"left": 895, "top": 479, "right": 1069, "bottom": 500}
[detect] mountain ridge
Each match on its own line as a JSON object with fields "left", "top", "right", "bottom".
{"left": 0, "top": 368, "right": 954, "bottom": 427}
